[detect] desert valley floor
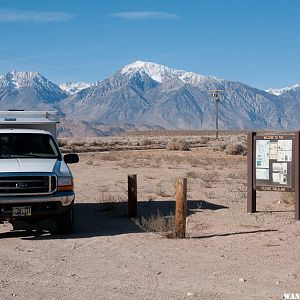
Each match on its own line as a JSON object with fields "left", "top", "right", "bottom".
{"left": 0, "top": 132, "right": 299, "bottom": 300}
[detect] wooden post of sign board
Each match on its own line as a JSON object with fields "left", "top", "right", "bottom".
{"left": 128, "top": 174, "right": 137, "bottom": 217}
{"left": 175, "top": 177, "right": 187, "bottom": 238}
{"left": 294, "top": 132, "right": 300, "bottom": 220}
{"left": 247, "top": 132, "right": 257, "bottom": 213}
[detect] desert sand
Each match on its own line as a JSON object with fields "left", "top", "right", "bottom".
{"left": 0, "top": 133, "right": 299, "bottom": 300}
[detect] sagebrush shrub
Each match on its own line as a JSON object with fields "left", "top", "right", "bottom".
{"left": 225, "top": 143, "right": 247, "bottom": 155}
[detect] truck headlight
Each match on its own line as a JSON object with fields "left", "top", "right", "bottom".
{"left": 57, "top": 177, "right": 74, "bottom": 191}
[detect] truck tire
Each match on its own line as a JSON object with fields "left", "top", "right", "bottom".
{"left": 56, "top": 205, "right": 73, "bottom": 234}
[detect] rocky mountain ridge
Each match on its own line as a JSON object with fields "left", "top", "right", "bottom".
{"left": 0, "top": 62, "right": 299, "bottom": 136}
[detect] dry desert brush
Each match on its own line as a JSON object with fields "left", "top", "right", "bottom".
{"left": 166, "top": 139, "right": 190, "bottom": 151}
{"left": 280, "top": 192, "right": 295, "bottom": 206}
{"left": 134, "top": 211, "right": 175, "bottom": 238}
{"left": 225, "top": 143, "right": 247, "bottom": 155}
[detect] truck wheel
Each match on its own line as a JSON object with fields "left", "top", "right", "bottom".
{"left": 56, "top": 205, "right": 73, "bottom": 234}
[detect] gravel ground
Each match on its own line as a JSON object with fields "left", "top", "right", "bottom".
{"left": 0, "top": 147, "right": 299, "bottom": 300}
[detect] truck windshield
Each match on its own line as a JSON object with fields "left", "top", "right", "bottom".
{"left": 0, "top": 133, "right": 60, "bottom": 159}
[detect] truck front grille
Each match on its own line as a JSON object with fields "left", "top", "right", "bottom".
{"left": 0, "top": 175, "right": 56, "bottom": 196}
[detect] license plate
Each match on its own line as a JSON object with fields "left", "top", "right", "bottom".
{"left": 12, "top": 206, "right": 31, "bottom": 217}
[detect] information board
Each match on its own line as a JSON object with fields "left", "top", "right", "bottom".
{"left": 254, "top": 134, "right": 295, "bottom": 192}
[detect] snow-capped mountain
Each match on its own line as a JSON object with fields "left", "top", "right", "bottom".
{"left": 61, "top": 61, "right": 286, "bottom": 130}
{"left": 266, "top": 84, "right": 300, "bottom": 96}
{"left": 0, "top": 71, "right": 67, "bottom": 110}
{"left": 60, "top": 82, "right": 91, "bottom": 95}
{"left": 120, "top": 60, "right": 221, "bottom": 86}
{"left": 121, "top": 60, "right": 186, "bottom": 83}
{"left": 1, "top": 62, "right": 300, "bottom": 135}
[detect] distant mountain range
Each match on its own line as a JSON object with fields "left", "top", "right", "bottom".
{"left": 266, "top": 84, "right": 300, "bottom": 96}
{"left": 59, "top": 82, "right": 92, "bottom": 95}
{"left": 0, "top": 62, "right": 299, "bottom": 136}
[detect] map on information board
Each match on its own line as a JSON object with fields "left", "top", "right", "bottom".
{"left": 256, "top": 140, "right": 270, "bottom": 169}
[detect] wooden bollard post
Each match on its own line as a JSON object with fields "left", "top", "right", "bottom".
{"left": 128, "top": 174, "right": 137, "bottom": 217}
{"left": 295, "top": 132, "right": 300, "bottom": 220}
{"left": 175, "top": 177, "right": 187, "bottom": 238}
{"left": 247, "top": 132, "right": 256, "bottom": 213}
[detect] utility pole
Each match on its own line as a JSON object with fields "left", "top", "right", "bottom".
{"left": 209, "top": 90, "right": 224, "bottom": 140}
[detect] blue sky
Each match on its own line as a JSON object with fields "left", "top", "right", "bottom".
{"left": 0, "top": 0, "right": 299, "bottom": 89}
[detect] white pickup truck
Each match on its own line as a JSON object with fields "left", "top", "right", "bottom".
{"left": 0, "top": 111, "right": 79, "bottom": 234}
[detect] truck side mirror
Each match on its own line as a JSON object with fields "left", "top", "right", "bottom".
{"left": 64, "top": 153, "right": 79, "bottom": 164}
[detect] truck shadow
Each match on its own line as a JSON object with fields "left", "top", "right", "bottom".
{"left": 0, "top": 199, "right": 228, "bottom": 240}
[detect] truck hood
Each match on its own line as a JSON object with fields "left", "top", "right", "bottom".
{"left": 0, "top": 158, "right": 71, "bottom": 177}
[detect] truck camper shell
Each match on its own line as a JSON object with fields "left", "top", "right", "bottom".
{"left": 0, "top": 111, "right": 60, "bottom": 139}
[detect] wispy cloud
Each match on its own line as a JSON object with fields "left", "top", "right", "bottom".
{"left": 110, "top": 11, "right": 179, "bottom": 20}
{"left": 0, "top": 9, "right": 76, "bottom": 23}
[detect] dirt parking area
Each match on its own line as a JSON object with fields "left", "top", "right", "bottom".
{"left": 0, "top": 142, "right": 300, "bottom": 300}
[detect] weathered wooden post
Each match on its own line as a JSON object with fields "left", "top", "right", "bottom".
{"left": 128, "top": 174, "right": 137, "bottom": 217}
{"left": 294, "top": 132, "right": 300, "bottom": 220}
{"left": 247, "top": 132, "right": 256, "bottom": 213}
{"left": 175, "top": 177, "right": 187, "bottom": 238}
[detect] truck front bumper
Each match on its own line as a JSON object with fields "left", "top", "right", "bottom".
{"left": 0, "top": 191, "right": 75, "bottom": 222}
{"left": 0, "top": 191, "right": 74, "bottom": 206}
